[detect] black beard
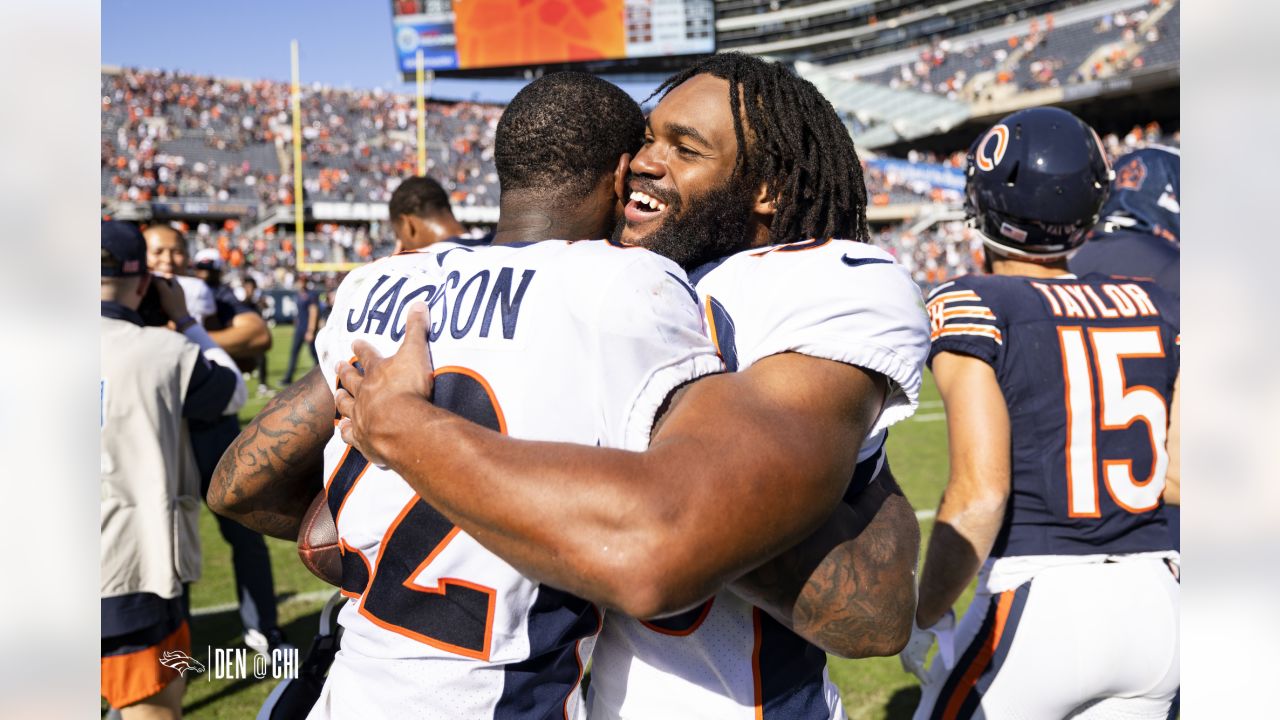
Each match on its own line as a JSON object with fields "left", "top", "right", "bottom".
{"left": 613, "top": 175, "right": 755, "bottom": 271}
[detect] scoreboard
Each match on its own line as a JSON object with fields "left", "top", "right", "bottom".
{"left": 391, "top": 0, "right": 715, "bottom": 76}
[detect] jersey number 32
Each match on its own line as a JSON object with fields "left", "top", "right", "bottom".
{"left": 328, "top": 367, "right": 504, "bottom": 660}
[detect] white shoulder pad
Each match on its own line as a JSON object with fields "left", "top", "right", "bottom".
{"left": 314, "top": 258, "right": 389, "bottom": 393}
{"left": 694, "top": 239, "right": 930, "bottom": 432}
{"left": 560, "top": 243, "right": 724, "bottom": 449}
{"left": 176, "top": 274, "right": 216, "bottom": 321}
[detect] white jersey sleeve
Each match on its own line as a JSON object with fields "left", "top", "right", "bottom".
{"left": 580, "top": 251, "right": 724, "bottom": 450}
{"left": 693, "top": 239, "right": 930, "bottom": 433}
{"left": 314, "top": 260, "right": 383, "bottom": 392}
{"left": 175, "top": 274, "right": 216, "bottom": 322}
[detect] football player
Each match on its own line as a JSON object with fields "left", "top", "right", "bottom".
{"left": 335, "top": 53, "right": 930, "bottom": 719}
{"left": 903, "top": 107, "right": 1180, "bottom": 719}
{"left": 144, "top": 223, "right": 287, "bottom": 657}
{"left": 1070, "top": 146, "right": 1180, "bottom": 299}
{"left": 213, "top": 72, "right": 724, "bottom": 718}
{"left": 1069, "top": 145, "right": 1181, "bottom": 557}
{"left": 386, "top": 174, "right": 474, "bottom": 254}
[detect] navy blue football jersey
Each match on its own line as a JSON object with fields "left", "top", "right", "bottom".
{"left": 1069, "top": 230, "right": 1180, "bottom": 300}
{"left": 927, "top": 273, "right": 1179, "bottom": 557}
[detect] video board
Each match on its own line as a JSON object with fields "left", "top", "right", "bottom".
{"left": 391, "top": 0, "right": 715, "bottom": 76}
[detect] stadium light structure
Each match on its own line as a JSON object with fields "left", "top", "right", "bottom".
{"left": 416, "top": 49, "right": 433, "bottom": 177}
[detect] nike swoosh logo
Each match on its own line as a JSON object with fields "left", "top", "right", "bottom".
{"left": 842, "top": 255, "right": 893, "bottom": 267}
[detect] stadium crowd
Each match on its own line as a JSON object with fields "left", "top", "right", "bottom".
{"left": 101, "top": 64, "right": 1177, "bottom": 298}
{"left": 108, "top": 121, "right": 1176, "bottom": 297}
{"left": 872, "top": 220, "right": 983, "bottom": 289}
{"left": 861, "top": 0, "right": 1178, "bottom": 100}
{"left": 101, "top": 69, "right": 502, "bottom": 207}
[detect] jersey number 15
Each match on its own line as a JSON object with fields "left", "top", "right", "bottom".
{"left": 1058, "top": 326, "right": 1169, "bottom": 517}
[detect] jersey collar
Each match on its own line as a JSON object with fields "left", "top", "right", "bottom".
{"left": 101, "top": 300, "right": 145, "bottom": 326}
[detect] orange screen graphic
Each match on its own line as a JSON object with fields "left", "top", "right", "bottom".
{"left": 453, "top": 0, "right": 626, "bottom": 69}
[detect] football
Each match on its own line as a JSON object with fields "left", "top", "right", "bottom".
{"left": 297, "top": 492, "right": 342, "bottom": 587}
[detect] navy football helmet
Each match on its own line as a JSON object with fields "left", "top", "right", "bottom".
{"left": 1097, "top": 145, "right": 1180, "bottom": 243}
{"left": 964, "top": 107, "right": 1114, "bottom": 259}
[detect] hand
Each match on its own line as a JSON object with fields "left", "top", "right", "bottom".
{"left": 305, "top": 331, "right": 316, "bottom": 344}
{"left": 899, "top": 609, "right": 955, "bottom": 682}
{"left": 334, "top": 302, "right": 437, "bottom": 465}
{"left": 152, "top": 274, "right": 190, "bottom": 323}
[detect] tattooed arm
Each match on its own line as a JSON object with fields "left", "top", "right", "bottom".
{"left": 208, "top": 367, "right": 332, "bottom": 539}
{"left": 729, "top": 468, "right": 919, "bottom": 658}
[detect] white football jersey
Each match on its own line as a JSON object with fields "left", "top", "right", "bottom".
{"left": 175, "top": 274, "right": 216, "bottom": 322}
{"left": 309, "top": 240, "right": 722, "bottom": 720}
{"left": 588, "top": 239, "right": 931, "bottom": 720}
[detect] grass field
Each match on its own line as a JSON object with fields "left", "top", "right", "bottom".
{"left": 178, "top": 325, "right": 970, "bottom": 719}
{"left": 179, "top": 325, "right": 332, "bottom": 718}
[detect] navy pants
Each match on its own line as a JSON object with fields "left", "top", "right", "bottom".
{"left": 282, "top": 331, "right": 318, "bottom": 385}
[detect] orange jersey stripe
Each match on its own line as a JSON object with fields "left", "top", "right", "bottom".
{"left": 941, "top": 591, "right": 1016, "bottom": 720}
{"left": 927, "top": 290, "right": 980, "bottom": 309}
{"left": 932, "top": 326, "right": 1004, "bottom": 344}
{"left": 941, "top": 307, "right": 996, "bottom": 321}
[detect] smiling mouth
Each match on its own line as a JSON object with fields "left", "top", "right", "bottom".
{"left": 628, "top": 190, "right": 667, "bottom": 214}
{"left": 624, "top": 188, "right": 671, "bottom": 227}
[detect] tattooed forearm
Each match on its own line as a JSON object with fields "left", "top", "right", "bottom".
{"left": 795, "top": 490, "right": 918, "bottom": 657}
{"left": 730, "top": 472, "right": 920, "bottom": 658}
{"left": 208, "top": 367, "right": 334, "bottom": 539}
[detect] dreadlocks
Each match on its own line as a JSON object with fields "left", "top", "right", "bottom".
{"left": 650, "top": 53, "right": 870, "bottom": 244}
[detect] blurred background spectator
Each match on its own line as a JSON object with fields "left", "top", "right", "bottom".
{"left": 101, "top": 221, "right": 245, "bottom": 718}
{"left": 281, "top": 275, "right": 320, "bottom": 386}
{"left": 142, "top": 224, "right": 288, "bottom": 660}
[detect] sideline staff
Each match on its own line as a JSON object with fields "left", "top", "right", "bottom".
{"left": 101, "top": 221, "right": 245, "bottom": 717}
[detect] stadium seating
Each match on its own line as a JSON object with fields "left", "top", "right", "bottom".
{"left": 101, "top": 69, "right": 501, "bottom": 207}
{"left": 842, "top": 0, "right": 1176, "bottom": 99}
{"left": 100, "top": 48, "right": 1177, "bottom": 296}
{"left": 871, "top": 219, "right": 984, "bottom": 290}
{"left": 715, "top": 0, "right": 843, "bottom": 22}
{"left": 1134, "top": 2, "right": 1179, "bottom": 68}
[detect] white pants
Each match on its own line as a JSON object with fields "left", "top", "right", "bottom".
{"left": 914, "top": 557, "right": 1179, "bottom": 720}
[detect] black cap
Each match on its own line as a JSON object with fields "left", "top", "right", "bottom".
{"left": 102, "top": 221, "right": 148, "bottom": 277}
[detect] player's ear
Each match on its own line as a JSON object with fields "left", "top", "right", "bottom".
{"left": 751, "top": 181, "right": 777, "bottom": 218}
{"left": 137, "top": 272, "right": 152, "bottom": 299}
{"left": 613, "top": 153, "right": 631, "bottom": 201}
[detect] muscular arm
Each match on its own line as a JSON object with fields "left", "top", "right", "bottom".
{"left": 1163, "top": 373, "right": 1180, "bottom": 505}
{"left": 729, "top": 468, "right": 919, "bottom": 658}
{"left": 208, "top": 367, "right": 331, "bottom": 539}
{"left": 339, "top": 312, "right": 887, "bottom": 619}
{"left": 916, "top": 352, "right": 1011, "bottom": 628}
{"left": 209, "top": 310, "right": 272, "bottom": 359}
